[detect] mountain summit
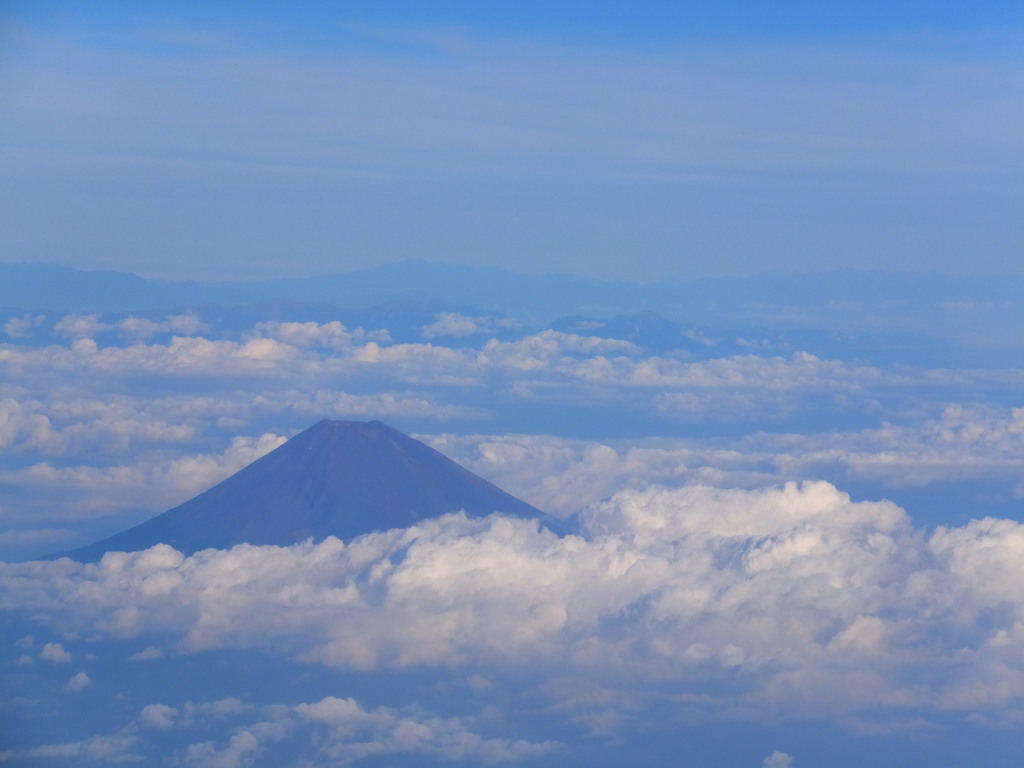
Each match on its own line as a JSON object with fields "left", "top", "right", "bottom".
{"left": 58, "top": 420, "right": 557, "bottom": 561}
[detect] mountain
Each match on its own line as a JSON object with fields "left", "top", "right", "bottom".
{"left": 0, "top": 262, "right": 208, "bottom": 311}
{"left": 55, "top": 420, "right": 559, "bottom": 562}
{"left": 7, "top": 260, "right": 1024, "bottom": 356}
{"left": 0, "top": 260, "right": 634, "bottom": 320}
{"left": 7, "top": 260, "right": 1024, "bottom": 337}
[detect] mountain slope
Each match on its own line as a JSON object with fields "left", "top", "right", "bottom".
{"left": 56, "top": 420, "right": 557, "bottom": 561}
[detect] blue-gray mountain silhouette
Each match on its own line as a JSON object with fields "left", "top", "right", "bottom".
{"left": 58, "top": 419, "right": 557, "bottom": 561}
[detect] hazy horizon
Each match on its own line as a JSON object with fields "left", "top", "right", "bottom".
{"left": 9, "top": 257, "right": 1024, "bottom": 283}
{"left": 2, "top": 2, "right": 1021, "bottom": 282}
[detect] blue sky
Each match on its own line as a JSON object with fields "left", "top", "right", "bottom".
{"left": 11, "top": 1, "right": 1024, "bottom": 45}
{"left": 1, "top": 2, "right": 1022, "bottom": 279}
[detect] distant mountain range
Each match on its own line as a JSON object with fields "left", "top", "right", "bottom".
{"left": 53, "top": 420, "right": 560, "bottom": 562}
{"left": 4, "top": 260, "right": 1023, "bottom": 332}
{"left": 5, "top": 259, "right": 1022, "bottom": 364}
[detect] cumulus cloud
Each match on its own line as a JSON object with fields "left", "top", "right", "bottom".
{"left": 766, "top": 403, "right": 1024, "bottom": 488}
{"left": 247, "top": 320, "right": 386, "bottom": 349}
{"left": 65, "top": 671, "right": 92, "bottom": 692}
{"left": 2, "top": 325, "right": 891, "bottom": 408}
{"left": 27, "top": 695, "right": 557, "bottom": 768}
{"left": 130, "top": 646, "right": 164, "bottom": 661}
{"left": 0, "top": 393, "right": 199, "bottom": 456}
{"left": 0, "top": 336, "right": 308, "bottom": 379}
{"left": 429, "top": 403, "right": 1024, "bottom": 520}
{"left": 0, "top": 396, "right": 59, "bottom": 453}
{"left": 474, "top": 331, "right": 639, "bottom": 375}
{"left": 0, "top": 432, "right": 286, "bottom": 520}
{"left": 763, "top": 752, "right": 793, "bottom": 768}
{"left": 422, "top": 312, "right": 491, "bottom": 339}
{"left": 26, "top": 734, "right": 136, "bottom": 762}
{"left": 291, "top": 696, "right": 557, "bottom": 765}
{"left": 471, "top": 338, "right": 884, "bottom": 405}
{"left": 0, "top": 386, "right": 478, "bottom": 461}
{"left": 423, "top": 432, "right": 774, "bottom": 517}
{"left": 117, "top": 313, "right": 209, "bottom": 341}
{"left": 39, "top": 642, "right": 71, "bottom": 663}
{"left": 3, "top": 313, "right": 46, "bottom": 339}
{"left": 0, "top": 386, "right": 472, "bottom": 546}
{"left": 273, "top": 389, "right": 482, "bottom": 422}
{"left": 6, "top": 482, "right": 1024, "bottom": 726}
{"left": 139, "top": 703, "right": 177, "bottom": 729}
{"left": 53, "top": 314, "right": 112, "bottom": 340}
{"left": 182, "top": 728, "right": 268, "bottom": 768}
{"left": 421, "top": 312, "right": 522, "bottom": 340}
{"left": 8, "top": 304, "right": 1024, "bottom": 748}
{"left": 6, "top": 318, "right": 1016, "bottom": 486}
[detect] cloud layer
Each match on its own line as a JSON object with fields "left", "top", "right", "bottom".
{"left": 4, "top": 312, "right": 1024, "bottom": 561}
{"left": 18, "top": 694, "right": 556, "bottom": 767}
{"left": 6, "top": 482, "right": 1024, "bottom": 732}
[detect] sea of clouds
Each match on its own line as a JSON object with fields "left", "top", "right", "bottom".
{"left": 5, "top": 482, "right": 1024, "bottom": 763}
{"left": 3, "top": 310, "right": 1024, "bottom": 764}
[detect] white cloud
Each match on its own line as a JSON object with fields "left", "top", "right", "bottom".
{"left": 347, "top": 341, "right": 473, "bottom": 383}
{"left": 472, "top": 339, "right": 883, "bottom": 401}
{"left": 183, "top": 728, "right": 267, "bottom": 768}
{"left": 130, "top": 646, "right": 164, "bottom": 661}
{"left": 423, "top": 432, "right": 775, "bottom": 517}
{"left": 65, "top": 671, "right": 92, "bottom": 692}
{"left": 763, "top": 752, "right": 793, "bottom": 768}
{"left": 0, "top": 336, "right": 308, "bottom": 379}
{"left": 0, "top": 386, "right": 475, "bottom": 461}
{"left": 53, "top": 314, "right": 113, "bottom": 340}
{"left": 8, "top": 314, "right": 1024, "bottom": 736}
{"left": 422, "top": 312, "right": 489, "bottom": 339}
{"left": 139, "top": 703, "right": 177, "bottom": 729}
{"left": 755, "top": 403, "right": 1024, "bottom": 488}
{"left": 0, "top": 396, "right": 58, "bottom": 452}
{"left": 39, "top": 642, "right": 71, "bottom": 663}
{"left": 247, "top": 320, "right": 384, "bottom": 348}
{"left": 6, "top": 481, "right": 1024, "bottom": 724}
{"left": 3, "top": 313, "right": 46, "bottom": 339}
{"left": 475, "top": 331, "right": 639, "bottom": 373}
{"left": 26, "top": 734, "right": 137, "bottom": 762}
{"left": 0, "top": 332, "right": 483, "bottom": 390}
{"left": 293, "top": 696, "right": 557, "bottom": 765}
{"left": 274, "top": 389, "right": 482, "bottom": 422}
{"left": 115, "top": 695, "right": 556, "bottom": 768}
{"left": 0, "top": 393, "right": 199, "bottom": 456}
{"left": 0, "top": 432, "right": 286, "bottom": 520}
{"left": 421, "top": 312, "right": 523, "bottom": 340}
{"left": 4, "top": 319, "right": 1016, "bottom": 449}
{"left": 425, "top": 402, "right": 1024, "bottom": 521}
{"left": 117, "top": 313, "right": 209, "bottom": 341}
